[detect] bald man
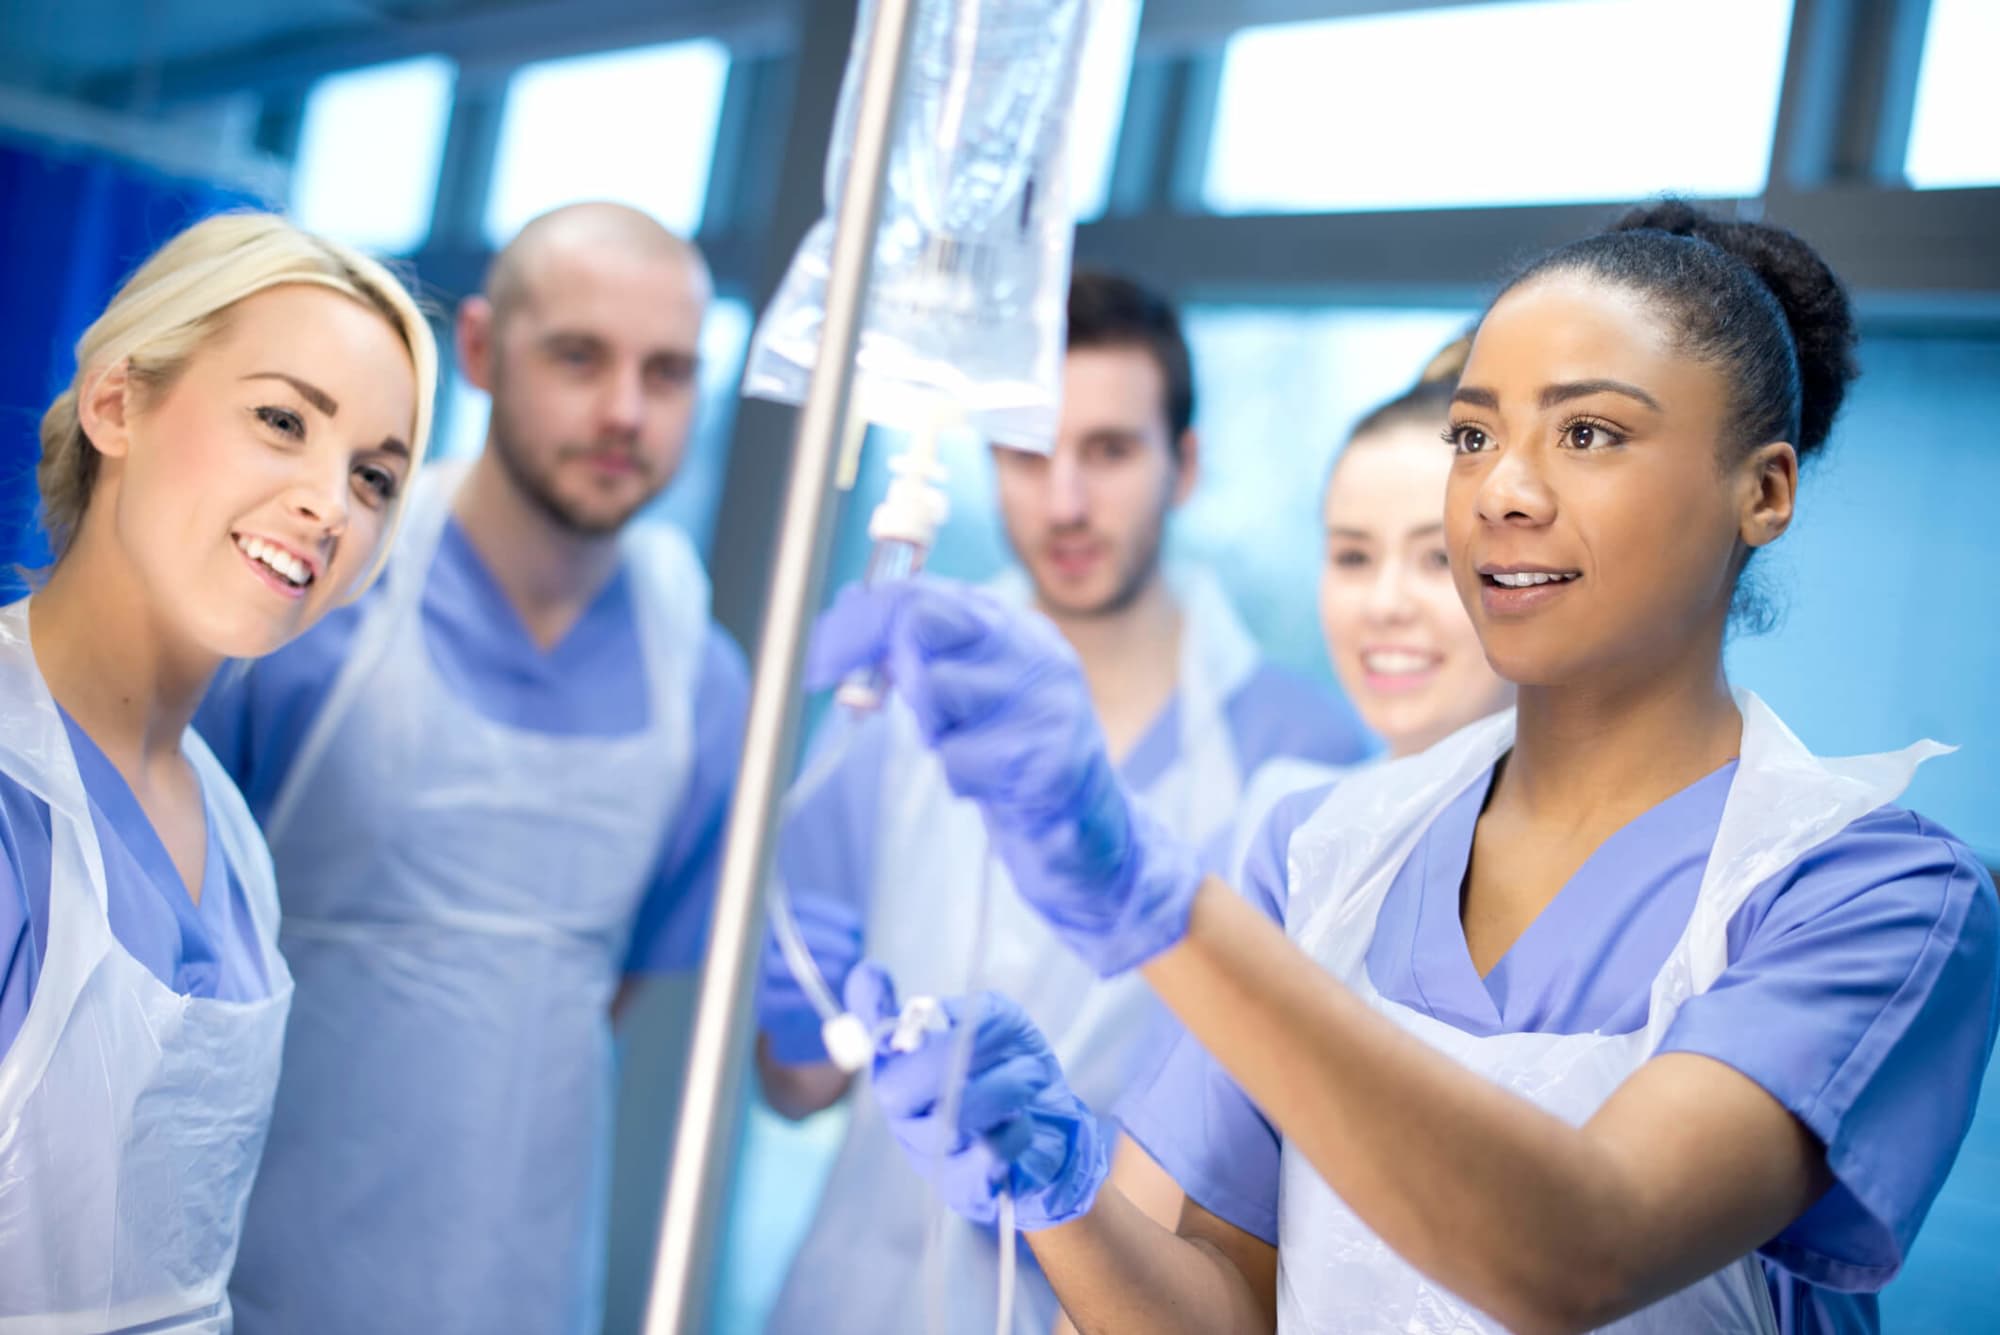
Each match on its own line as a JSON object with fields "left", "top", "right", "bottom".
{"left": 198, "top": 203, "right": 748, "bottom": 1334}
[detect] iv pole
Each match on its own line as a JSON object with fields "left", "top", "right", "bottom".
{"left": 640, "top": 1, "right": 921, "bottom": 1330}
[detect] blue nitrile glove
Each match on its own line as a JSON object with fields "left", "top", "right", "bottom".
{"left": 845, "top": 962, "right": 1108, "bottom": 1231}
{"left": 806, "top": 578, "right": 1202, "bottom": 976}
{"left": 758, "top": 891, "right": 865, "bottom": 1065}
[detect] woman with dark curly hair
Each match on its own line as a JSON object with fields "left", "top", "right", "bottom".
{"left": 811, "top": 202, "right": 1999, "bottom": 1335}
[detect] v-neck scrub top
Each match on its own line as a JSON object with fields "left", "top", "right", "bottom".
{"left": 0, "top": 708, "right": 270, "bottom": 1058}
{"left": 196, "top": 517, "right": 749, "bottom": 976}
{"left": 1118, "top": 761, "right": 1999, "bottom": 1334}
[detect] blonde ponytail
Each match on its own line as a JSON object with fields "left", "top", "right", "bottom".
{"left": 36, "top": 384, "right": 94, "bottom": 558}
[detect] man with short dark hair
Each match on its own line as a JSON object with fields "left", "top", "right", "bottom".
{"left": 198, "top": 202, "right": 749, "bottom": 1335}
{"left": 757, "top": 271, "right": 1368, "bottom": 1334}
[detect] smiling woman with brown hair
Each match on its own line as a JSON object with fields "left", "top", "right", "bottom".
{"left": 0, "top": 211, "right": 434, "bottom": 1330}
{"left": 808, "top": 200, "right": 1998, "bottom": 1335}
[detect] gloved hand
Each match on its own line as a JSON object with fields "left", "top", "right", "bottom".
{"left": 846, "top": 962, "right": 1108, "bottom": 1231}
{"left": 758, "top": 890, "right": 864, "bottom": 1065}
{"left": 807, "top": 578, "right": 1201, "bottom": 975}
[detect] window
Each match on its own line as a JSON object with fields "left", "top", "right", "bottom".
{"left": 435, "top": 297, "right": 751, "bottom": 557}
{"left": 1069, "top": 0, "right": 1143, "bottom": 220}
{"left": 291, "top": 56, "right": 455, "bottom": 255}
{"left": 1203, "top": 0, "right": 1795, "bottom": 215}
{"left": 484, "top": 40, "right": 730, "bottom": 245}
{"left": 1904, "top": 0, "right": 2000, "bottom": 190}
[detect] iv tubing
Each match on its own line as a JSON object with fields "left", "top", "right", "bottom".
{"left": 924, "top": 833, "right": 1015, "bottom": 1335}
{"left": 765, "top": 711, "right": 868, "bottom": 1029}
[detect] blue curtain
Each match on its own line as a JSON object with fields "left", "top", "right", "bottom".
{"left": 0, "top": 134, "right": 260, "bottom": 594}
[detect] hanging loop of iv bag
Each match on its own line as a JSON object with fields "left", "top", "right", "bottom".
{"left": 742, "top": 0, "right": 1090, "bottom": 456}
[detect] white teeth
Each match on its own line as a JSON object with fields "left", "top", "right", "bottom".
{"left": 236, "top": 535, "right": 311, "bottom": 588}
{"left": 1362, "top": 650, "right": 1435, "bottom": 675}
{"left": 1492, "top": 571, "right": 1577, "bottom": 587}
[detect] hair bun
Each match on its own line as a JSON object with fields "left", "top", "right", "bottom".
{"left": 1611, "top": 200, "right": 1858, "bottom": 455}
{"left": 1611, "top": 198, "right": 1713, "bottom": 241}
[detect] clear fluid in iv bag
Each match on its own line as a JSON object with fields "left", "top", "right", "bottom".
{"left": 897, "top": 0, "right": 1087, "bottom": 236}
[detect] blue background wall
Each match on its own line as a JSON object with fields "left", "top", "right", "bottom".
{"left": 0, "top": 135, "right": 259, "bottom": 590}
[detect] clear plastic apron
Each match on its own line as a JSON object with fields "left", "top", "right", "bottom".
{"left": 0, "top": 599, "right": 292, "bottom": 1334}
{"left": 225, "top": 462, "right": 706, "bottom": 1335}
{"left": 770, "top": 568, "right": 1263, "bottom": 1335}
{"left": 1275, "top": 691, "right": 1946, "bottom": 1333}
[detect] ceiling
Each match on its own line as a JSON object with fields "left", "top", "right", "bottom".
{"left": 0, "top": 0, "right": 1474, "bottom": 105}
{"left": 0, "top": 0, "right": 789, "bottom": 102}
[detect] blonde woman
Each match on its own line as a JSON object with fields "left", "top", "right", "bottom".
{"left": 0, "top": 212, "right": 434, "bottom": 1330}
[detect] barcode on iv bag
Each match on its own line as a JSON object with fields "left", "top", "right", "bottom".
{"left": 918, "top": 235, "right": 1001, "bottom": 288}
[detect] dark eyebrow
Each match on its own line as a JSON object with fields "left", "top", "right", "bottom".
{"left": 242, "top": 372, "right": 337, "bottom": 417}
{"left": 1539, "top": 379, "right": 1661, "bottom": 411}
{"left": 1451, "top": 385, "right": 1499, "bottom": 409}
{"left": 374, "top": 437, "right": 411, "bottom": 460}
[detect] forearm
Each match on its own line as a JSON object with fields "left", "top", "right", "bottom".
{"left": 1140, "top": 880, "right": 1666, "bottom": 1333}
{"left": 1055, "top": 1137, "right": 1192, "bottom": 1335}
{"left": 754, "top": 1035, "right": 852, "bottom": 1119}
{"left": 1030, "top": 1188, "right": 1271, "bottom": 1335}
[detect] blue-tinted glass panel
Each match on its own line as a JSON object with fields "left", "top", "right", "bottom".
{"left": 1725, "top": 335, "right": 2000, "bottom": 863}
{"left": 1905, "top": 0, "right": 2000, "bottom": 189}
{"left": 291, "top": 56, "right": 455, "bottom": 254}
{"left": 1069, "top": 0, "right": 1142, "bottom": 220}
{"left": 434, "top": 296, "right": 751, "bottom": 557}
{"left": 1204, "top": 0, "right": 1794, "bottom": 214}
{"left": 484, "top": 40, "right": 730, "bottom": 245}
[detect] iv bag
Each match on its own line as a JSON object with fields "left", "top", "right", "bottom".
{"left": 742, "top": 0, "right": 1088, "bottom": 454}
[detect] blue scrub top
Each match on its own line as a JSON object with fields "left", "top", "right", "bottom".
{"left": 776, "top": 647, "right": 1373, "bottom": 924}
{"left": 195, "top": 517, "right": 750, "bottom": 976}
{"left": 1118, "top": 761, "right": 2000, "bottom": 1335}
{"left": 0, "top": 710, "right": 270, "bottom": 1058}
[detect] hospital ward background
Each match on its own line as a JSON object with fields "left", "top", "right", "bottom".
{"left": 0, "top": 0, "right": 1995, "bottom": 1331}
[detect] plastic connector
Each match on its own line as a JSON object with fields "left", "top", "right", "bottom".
{"left": 889, "top": 995, "right": 950, "bottom": 1054}
{"left": 822, "top": 1013, "right": 877, "bottom": 1074}
{"left": 835, "top": 416, "right": 954, "bottom": 713}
